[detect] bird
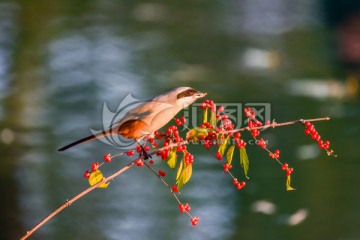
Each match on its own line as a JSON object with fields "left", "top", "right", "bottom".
{"left": 58, "top": 86, "right": 207, "bottom": 153}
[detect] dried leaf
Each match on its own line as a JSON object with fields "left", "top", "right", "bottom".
{"left": 226, "top": 145, "right": 235, "bottom": 165}
{"left": 166, "top": 147, "right": 177, "bottom": 168}
{"left": 89, "top": 170, "right": 109, "bottom": 188}
{"left": 240, "top": 147, "right": 250, "bottom": 179}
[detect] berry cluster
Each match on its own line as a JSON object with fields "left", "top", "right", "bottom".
{"left": 281, "top": 163, "right": 294, "bottom": 176}
{"left": 175, "top": 116, "right": 187, "bottom": 126}
{"left": 223, "top": 163, "right": 232, "bottom": 172}
{"left": 257, "top": 138, "right": 267, "bottom": 149}
{"left": 304, "top": 121, "right": 333, "bottom": 155}
{"left": 184, "top": 152, "right": 194, "bottom": 165}
{"left": 172, "top": 185, "right": 179, "bottom": 193}
{"left": 147, "top": 137, "right": 159, "bottom": 148}
{"left": 135, "top": 158, "right": 144, "bottom": 167}
{"left": 83, "top": 154, "right": 114, "bottom": 178}
{"left": 234, "top": 132, "right": 246, "bottom": 149}
{"left": 200, "top": 99, "right": 215, "bottom": 111}
{"left": 179, "top": 203, "right": 191, "bottom": 213}
{"left": 191, "top": 216, "right": 200, "bottom": 226}
{"left": 269, "top": 149, "right": 280, "bottom": 159}
{"left": 156, "top": 125, "right": 188, "bottom": 160}
{"left": 233, "top": 178, "right": 246, "bottom": 190}
{"left": 158, "top": 170, "right": 166, "bottom": 177}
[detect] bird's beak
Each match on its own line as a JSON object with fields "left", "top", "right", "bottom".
{"left": 196, "top": 91, "right": 207, "bottom": 98}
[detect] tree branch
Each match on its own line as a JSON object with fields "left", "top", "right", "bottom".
{"left": 20, "top": 116, "right": 330, "bottom": 239}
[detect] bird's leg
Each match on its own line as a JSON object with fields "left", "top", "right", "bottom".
{"left": 140, "top": 144, "right": 152, "bottom": 160}
{"left": 136, "top": 140, "right": 152, "bottom": 160}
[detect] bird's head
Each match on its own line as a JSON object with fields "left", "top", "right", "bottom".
{"left": 153, "top": 86, "right": 207, "bottom": 108}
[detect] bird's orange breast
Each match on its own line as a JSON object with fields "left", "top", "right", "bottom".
{"left": 116, "top": 119, "right": 149, "bottom": 140}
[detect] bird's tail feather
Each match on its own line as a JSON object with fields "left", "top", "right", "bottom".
{"left": 58, "top": 131, "right": 110, "bottom": 151}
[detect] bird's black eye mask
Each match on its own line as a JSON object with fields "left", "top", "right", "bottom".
{"left": 177, "top": 89, "right": 197, "bottom": 99}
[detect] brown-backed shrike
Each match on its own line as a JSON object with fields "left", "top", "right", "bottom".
{"left": 58, "top": 86, "right": 206, "bottom": 152}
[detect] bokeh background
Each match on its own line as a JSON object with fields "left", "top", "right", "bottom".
{"left": 1, "top": 0, "right": 360, "bottom": 239}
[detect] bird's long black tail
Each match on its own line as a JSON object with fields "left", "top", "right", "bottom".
{"left": 58, "top": 131, "right": 109, "bottom": 151}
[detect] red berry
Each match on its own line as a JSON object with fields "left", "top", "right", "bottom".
{"left": 265, "top": 120, "right": 271, "bottom": 125}
{"left": 180, "top": 116, "right": 186, "bottom": 124}
{"left": 158, "top": 170, "right": 166, "bottom": 177}
{"left": 304, "top": 121, "right": 311, "bottom": 128}
{"left": 175, "top": 118, "right": 182, "bottom": 126}
{"left": 149, "top": 160, "right": 154, "bottom": 164}
{"left": 103, "top": 154, "right": 112, "bottom": 162}
{"left": 179, "top": 204, "right": 186, "bottom": 213}
{"left": 83, "top": 170, "right": 91, "bottom": 178}
{"left": 304, "top": 129, "right": 311, "bottom": 135}
{"left": 126, "top": 150, "right": 135, "bottom": 156}
{"left": 91, "top": 162, "right": 100, "bottom": 171}
{"left": 172, "top": 185, "right": 179, "bottom": 193}
{"left": 135, "top": 158, "right": 144, "bottom": 167}
{"left": 233, "top": 178, "right": 239, "bottom": 185}
{"left": 184, "top": 203, "right": 191, "bottom": 212}
{"left": 218, "top": 105, "right": 225, "bottom": 113}
{"left": 281, "top": 163, "right": 288, "bottom": 171}
{"left": 251, "top": 129, "right": 260, "bottom": 138}
{"left": 143, "top": 145, "right": 150, "bottom": 151}
{"left": 136, "top": 145, "right": 142, "bottom": 153}
{"left": 257, "top": 138, "right": 267, "bottom": 149}
{"left": 216, "top": 151, "right": 222, "bottom": 160}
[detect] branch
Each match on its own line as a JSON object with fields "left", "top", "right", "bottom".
{"left": 229, "top": 117, "right": 331, "bottom": 133}
{"left": 20, "top": 116, "right": 330, "bottom": 239}
{"left": 20, "top": 161, "right": 135, "bottom": 240}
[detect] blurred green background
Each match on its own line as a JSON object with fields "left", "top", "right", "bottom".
{"left": 1, "top": 0, "right": 360, "bottom": 239}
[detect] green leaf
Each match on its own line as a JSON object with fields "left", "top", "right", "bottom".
{"left": 166, "top": 147, "right": 177, "bottom": 168}
{"left": 240, "top": 147, "right": 250, "bottom": 179}
{"left": 186, "top": 127, "right": 208, "bottom": 141}
{"left": 176, "top": 160, "right": 192, "bottom": 190}
{"left": 218, "top": 135, "right": 230, "bottom": 156}
{"left": 210, "top": 109, "right": 217, "bottom": 127}
{"left": 226, "top": 145, "right": 235, "bottom": 165}
{"left": 89, "top": 170, "right": 110, "bottom": 188}
{"left": 286, "top": 175, "right": 296, "bottom": 191}
{"left": 203, "top": 108, "right": 208, "bottom": 123}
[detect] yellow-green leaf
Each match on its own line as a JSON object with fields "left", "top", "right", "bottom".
{"left": 203, "top": 108, "right": 208, "bottom": 123}
{"left": 176, "top": 161, "right": 192, "bottom": 190}
{"left": 218, "top": 135, "right": 230, "bottom": 156}
{"left": 186, "top": 127, "right": 208, "bottom": 141}
{"left": 210, "top": 109, "right": 217, "bottom": 127}
{"left": 240, "top": 147, "right": 250, "bottom": 179}
{"left": 226, "top": 145, "right": 235, "bottom": 165}
{"left": 176, "top": 157, "right": 184, "bottom": 180}
{"left": 286, "top": 175, "right": 296, "bottom": 191}
{"left": 166, "top": 147, "right": 177, "bottom": 168}
{"left": 88, "top": 170, "right": 110, "bottom": 188}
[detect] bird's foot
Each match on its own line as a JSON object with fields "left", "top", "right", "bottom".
{"left": 140, "top": 145, "right": 152, "bottom": 160}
